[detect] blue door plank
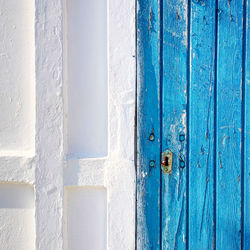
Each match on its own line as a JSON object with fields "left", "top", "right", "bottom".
{"left": 136, "top": 0, "right": 161, "bottom": 249}
{"left": 244, "top": 0, "right": 250, "bottom": 248}
{"left": 189, "top": 0, "right": 216, "bottom": 249}
{"left": 161, "top": 1, "right": 188, "bottom": 249}
{"left": 216, "top": 0, "right": 244, "bottom": 249}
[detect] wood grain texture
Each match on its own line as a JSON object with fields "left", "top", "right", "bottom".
{"left": 216, "top": 0, "right": 244, "bottom": 249}
{"left": 189, "top": 0, "right": 216, "bottom": 249}
{"left": 244, "top": 0, "right": 249, "bottom": 248}
{"left": 161, "top": 1, "right": 188, "bottom": 249}
{"left": 136, "top": 0, "right": 161, "bottom": 249}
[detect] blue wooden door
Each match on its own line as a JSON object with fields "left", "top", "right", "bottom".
{"left": 136, "top": 0, "right": 249, "bottom": 249}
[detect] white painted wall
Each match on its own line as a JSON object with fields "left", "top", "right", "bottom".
{"left": 65, "top": 0, "right": 108, "bottom": 159}
{"left": 64, "top": 187, "right": 107, "bottom": 250}
{"left": 0, "top": 0, "right": 135, "bottom": 249}
{"left": 0, "top": 183, "right": 35, "bottom": 250}
{"left": 0, "top": 0, "right": 35, "bottom": 156}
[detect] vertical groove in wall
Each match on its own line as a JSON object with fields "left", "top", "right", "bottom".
{"left": 186, "top": 0, "right": 191, "bottom": 248}
{"left": 214, "top": 0, "right": 219, "bottom": 248}
{"left": 241, "top": 0, "right": 247, "bottom": 248}
{"left": 65, "top": 0, "right": 108, "bottom": 158}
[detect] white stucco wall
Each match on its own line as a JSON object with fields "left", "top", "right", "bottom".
{"left": 0, "top": 0, "right": 136, "bottom": 249}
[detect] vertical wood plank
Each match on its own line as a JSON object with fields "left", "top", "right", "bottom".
{"left": 161, "top": 0, "right": 188, "bottom": 249}
{"left": 216, "top": 0, "right": 244, "bottom": 248}
{"left": 244, "top": 0, "right": 250, "bottom": 248}
{"left": 137, "top": 0, "right": 161, "bottom": 249}
{"left": 189, "top": 1, "right": 216, "bottom": 249}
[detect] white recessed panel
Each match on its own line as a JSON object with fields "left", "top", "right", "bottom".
{"left": 65, "top": 187, "right": 107, "bottom": 250}
{"left": 0, "top": 183, "right": 35, "bottom": 250}
{"left": 0, "top": 0, "right": 35, "bottom": 155}
{"left": 65, "top": 0, "right": 108, "bottom": 158}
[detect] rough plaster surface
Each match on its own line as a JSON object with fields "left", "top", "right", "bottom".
{"left": 0, "top": 0, "right": 135, "bottom": 249}
{"left": 0, "top": 209, "right": 35, "bottom": 250}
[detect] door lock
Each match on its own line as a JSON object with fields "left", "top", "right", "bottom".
{"left": 161, "top": 149, "right": 173, "bottom": 174}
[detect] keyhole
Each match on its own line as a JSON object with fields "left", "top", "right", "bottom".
{"left": 162, "top": 156, "right": 169, "bottom": 166}
{"left": 165, "top": 156, "right": 169, "bottom": 166}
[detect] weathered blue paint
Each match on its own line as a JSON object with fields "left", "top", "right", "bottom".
{"left": 161, "top": 0, "right": 188, "bottom": 249}
{"left": 136, "top": 0, "right": 161, "bottom": 249}
{"left": 244, "top": 1, "right": 250, "bottom": 249}
{"left": 189, "top": 0, "right": 216, "bottom": 249}
{"left": 137, "top": 0, "right": 249, "bottom": 249}
{"left": 216, "top": 0, "right": 244, "bottom": 248}
{"left": 242, "top": 0, "right": 250, "bottom": 249}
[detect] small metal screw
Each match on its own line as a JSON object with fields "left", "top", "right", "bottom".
{"left": 180, "top": 160, "right": 185, "bottom": 168}
{"left": 149, "top": 160, "right": 155, "bottom": 168}
{"left": 179, "top": 134, "right": 185, "bottom": 142}
{"left": 149, "top": 133, "right": 155, "bottom": 141}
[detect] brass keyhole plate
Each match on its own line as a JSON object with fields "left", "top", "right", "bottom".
{"left": 161, "top": 149, "right": 173, "bottom": 174}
